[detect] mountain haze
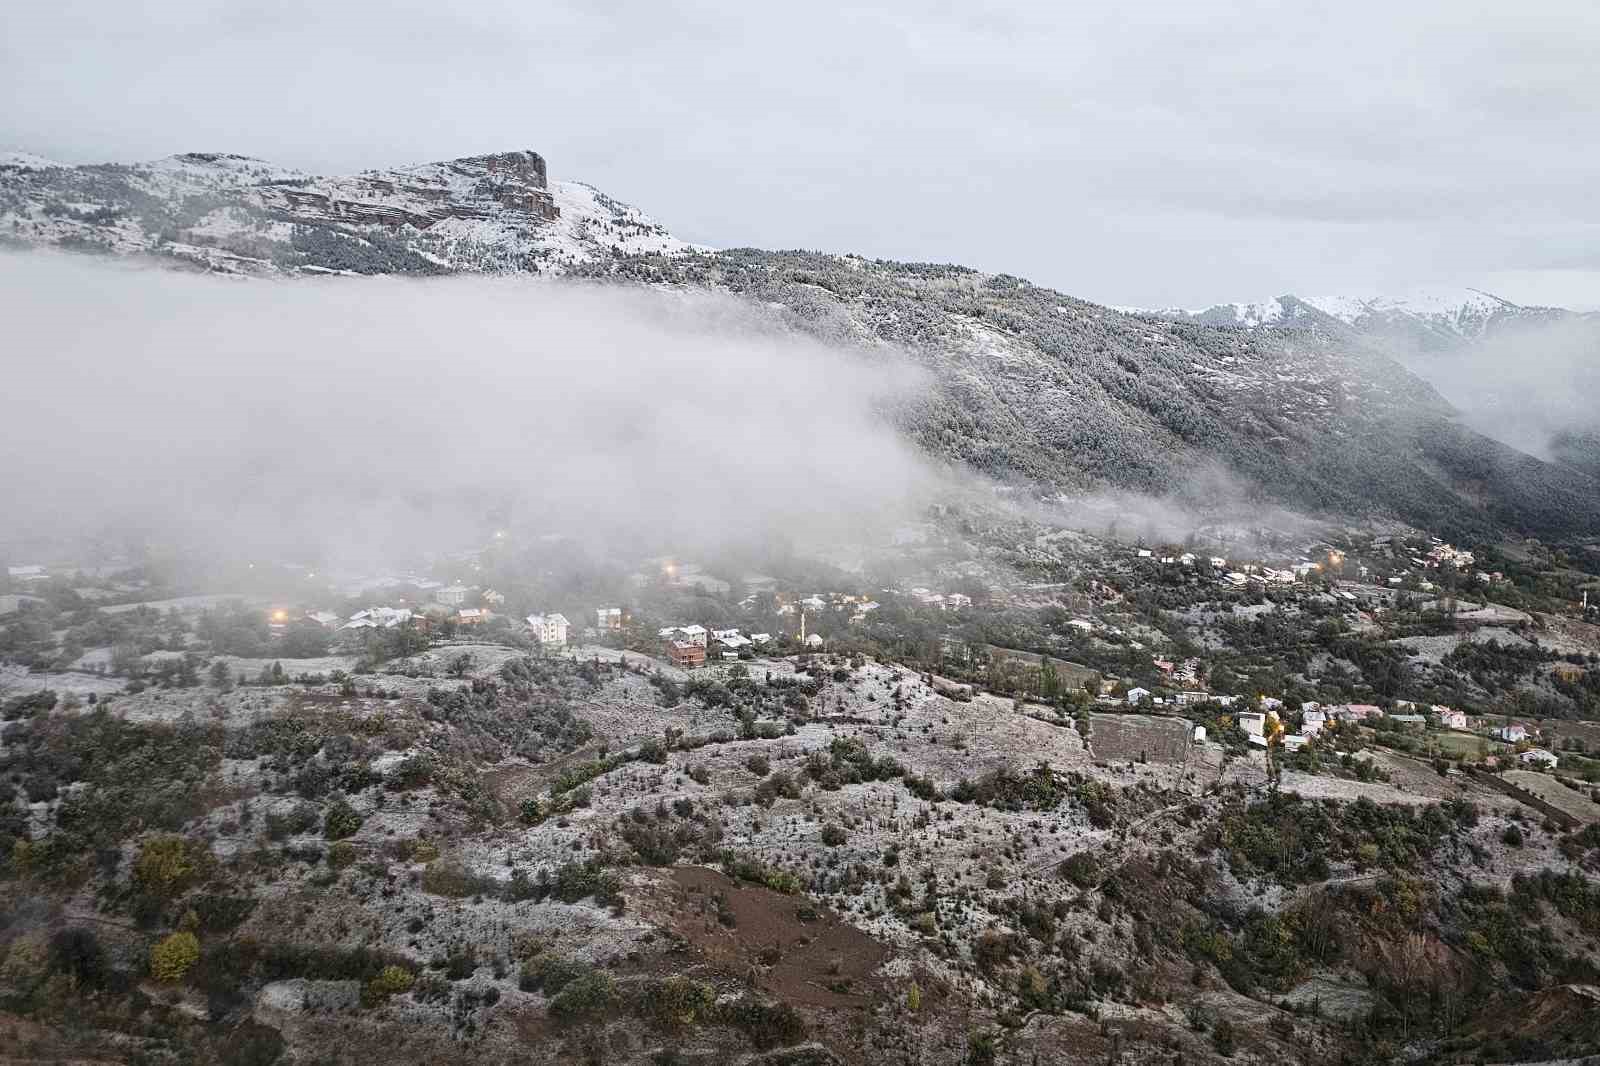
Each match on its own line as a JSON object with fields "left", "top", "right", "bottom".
{"left": 5, "top": 148, "right": 1599, "bottom": 541}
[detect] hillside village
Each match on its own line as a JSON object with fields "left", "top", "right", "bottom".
{"left": 5, "top": 500, "right": 1600, "bottom": 1065}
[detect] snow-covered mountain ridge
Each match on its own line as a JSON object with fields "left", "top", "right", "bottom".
{"left": 1137, "top": 287, "right": 1584, "bottom": 349}
{"left": 0, "top": 149, "right": 699, "bottom": 275}
{"left": 6, "top": 146, "right": 1600, "bottom": 539}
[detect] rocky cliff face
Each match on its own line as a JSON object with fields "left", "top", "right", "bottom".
{"left": 0, "top": 148, "right": 690, "bottom": 275}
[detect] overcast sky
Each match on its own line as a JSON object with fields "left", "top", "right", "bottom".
{"left": 4, "top": 1, "right": 1597, "bottom": 309}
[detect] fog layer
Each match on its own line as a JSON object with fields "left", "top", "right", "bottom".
{"left": 1392, "top": 315, "right": 1600, "bottom": 461}
{"left": 0, "top": 253, "right": 936, "bottom": 566}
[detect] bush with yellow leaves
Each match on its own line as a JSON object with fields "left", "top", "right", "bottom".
{"left": 361, "top": 964, "right": 415, "bottom": 1007}
{"left": 150, "top": 931, "right": 200, "bottom": 982}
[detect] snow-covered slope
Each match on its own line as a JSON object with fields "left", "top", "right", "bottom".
{"left": 1142, "top": 287, "right": 1577, "bottom": 349}
{"left": 0, "top": 149, "right": 702, "bottom": 276}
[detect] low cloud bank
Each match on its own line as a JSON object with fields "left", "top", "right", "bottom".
{"left": 0, "top": 253, "right": 937, "bottom": 568}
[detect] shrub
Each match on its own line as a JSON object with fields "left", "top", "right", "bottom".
{"left": 327, "top": 842, "right": 358, "bottom": 869}
{"left": 421, "top": 860, "right": 488, "bottom": 899}
{"left": 640, "top": 975, "right": 716, "bottom": 1028}
{"left": 264, "top": 802, "right": 319, "bottom": 840}
{"left": 1059, "top": 851, "right": 1100, "bottom": 889}
{"left": 150, "top": 931, "right": 200, "bottom": 982}
{"left": 1502, "top": 824, "right": 1524, "bottom": 847}
{"left": 522, "top": 956, "right": 590, "bottom": 996}
{"left": 722, "top": 996, "right": 805, "bottom": 1049}
{"left": 745, "top": 754, "right": 771, "bottom": 777}
{"left": 548, "top": 971, "right": 615, "bottom": 1020}
{"left": 48, "top": 927, "right": 105, "bottom": 988}
{"left": 820, "top": 824, "right": 848, "bottom": 847}
{"left": 323, "top": 797, "right": 362, "bottom": 840}
{"left": 1212, "top": 1017, "right": 1236, "bottom": 1056}
{"left": 134, "top": 835, "right": 208, "bottom": 899}
{"left": 0, "top": 932, "right": 49, "bottom": 992}
{"left": 362, "top": 964, "right": 415, "bottom": 1006}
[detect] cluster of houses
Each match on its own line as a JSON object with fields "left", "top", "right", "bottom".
{"left": 657, "top": 624, "right": 778, "bottom": 668}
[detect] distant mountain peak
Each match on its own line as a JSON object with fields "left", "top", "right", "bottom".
{"left": 1139, "top": 286, "right": 1571, "bottom": 347}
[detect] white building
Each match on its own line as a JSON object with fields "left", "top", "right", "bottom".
{"left": 657, "top": 624, "right": 707, "bottom": 647}
{"left": 1192, "top": 725, "right": 1207, "bottom": 744}
{"left": 947, "top": 593, "right": 972, "bottom": 609}
{"left": 1434, "top": 706, "right": 1467, "bottom": 730}
{"left": 1125, "top": 687, "right": 1152, "bottom": 705}
{"left": 804, "top": 632, "right": 824, "bottom": 648}
{"left": 527, "top": 613, "right": 570, "bottom": 647}
{"left": 6, "top": 565, "right": 47, "bottom": 582}
{"left": 596, "top": 607, "right": 622, "bottom": 631}
{"left": 1495, "top": 724, "right": 1529, "bottom": 743}
{"left": 436, "top": 584, "right": 472, "bottom": 607}
{"left": 343, "top": 607, "right": 413, "bottom": 630}
{"left": 1237, "top": 712, "right": 1268, "bottom": 738}
{"left": 1301, "top": 710, "right": 1326, "bottom": 736}
{"left": 712, "top": 627, "right": 753, "bottom": 649}
{"left": 1519, "top": 748, "right": 1558, "bottom": 768}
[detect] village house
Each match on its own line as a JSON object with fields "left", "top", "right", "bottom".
{"left": 1237, "top": 712, "right": 1270, "bottom": 738}
{"left": 804, "top": 632, "right": 824, "bottom": 648}
{"left": 305, "top": 610, "right": 340, "bottom": 627}
{"left": 457, "top": 608, "right": 490, "bottom": 626}
{"left": 482, "top": 589, "right": 506, "bottom": 606}
{"left": 596, "top": 607, "right": 622, "bottom": 631}
{"left": 7, "top": 565, "right": 47, "bottom": 582}
{"left": 1174, "top": 691, "right": 1211, "bottom": 707}
{"left": 667, "top": 639, "right": 706, "bottom": 668}
{"left": 1125, "top": 687, "right": 1152, "bottom": 705}
{"left": 1301, "top": 709, "right": 1326, "bottom": 735}
{"left": 435, "top": 584, "right": 473, "bottom": 607}
{"left": 850, "top": 600, "right": 881, "bottom": 623}
{"left": 658, "top": 624, "right": 707, "bottom": 647}
{"left": 946, "top": 593, "right": 972, "bottom": 609}
{"left": 343, "top": 607, "right": 414, "bottom": 630}
{"left": 1519, "top": 748, "right": 1558, "bottom": 768}
{"left": 711, "top": 628, "right": 752, "bottom": 649}
{"left": 1495, "top": 723, "right": 1529, "bottom": 743}
{"left": 1333, "top": 704, "right": 1382, "bottom": 722}
{"left": 1434, "top": 705, "right": 1467, "bottom": 730}
{"left": 526, "top": 612, "right": 570, "bottom": 647}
